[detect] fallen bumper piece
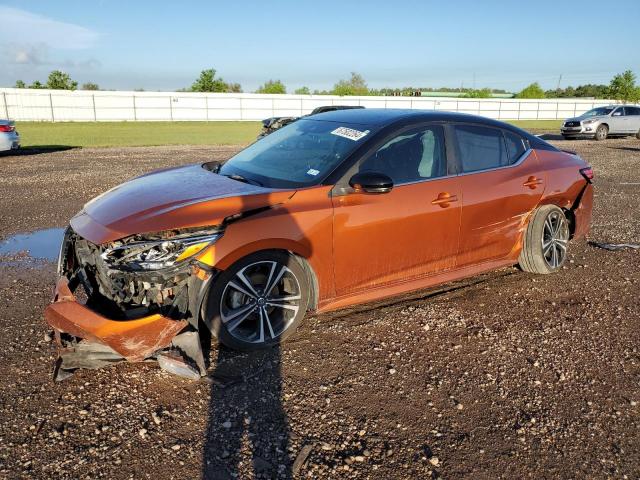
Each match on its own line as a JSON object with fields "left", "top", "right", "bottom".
{"left": 589, "top": 242, "right": 640, "bottom": 251}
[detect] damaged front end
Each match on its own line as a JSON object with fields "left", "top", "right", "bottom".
{"left": 45, "top": 226, "right": 220, "bottom": 381}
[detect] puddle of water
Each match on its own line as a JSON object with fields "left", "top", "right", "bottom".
{"left": 0, "top": 228, "right": 65, "bottom": 261}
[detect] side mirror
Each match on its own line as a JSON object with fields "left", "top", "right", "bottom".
{"left": 349, "top": 171, "right": 394, "bottom": 194}
{"left": 612, "top": 111, "right": 622, "bottom": 116}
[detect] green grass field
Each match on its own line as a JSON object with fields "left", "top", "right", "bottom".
{"left": 508, "top": 120, "right": 562, "bottom": 130}
{"left": 16, "top": 121, "right": 263, "bottom": 148}
{"left": 15, "top": 119, "right": 561, "bottom": 149}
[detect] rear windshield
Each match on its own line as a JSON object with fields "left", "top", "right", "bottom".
{"left": 219, "top": 119, "right": 377, "bottom": 188}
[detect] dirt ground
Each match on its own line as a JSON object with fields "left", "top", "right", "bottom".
{"left": 0, "top": 137, "right": 638, "bottom": 479}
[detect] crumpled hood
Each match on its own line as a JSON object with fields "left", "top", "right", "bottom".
{"left": 71, "top": 163, "right": 294, "bottom": 244}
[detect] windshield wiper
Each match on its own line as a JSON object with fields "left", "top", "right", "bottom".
{"left": 221, "top": 173, "right": 263, "bottom": 187}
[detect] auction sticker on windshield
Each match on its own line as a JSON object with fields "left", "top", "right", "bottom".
{"left": 331, "top": 127, "right": 370, "bottom": 141}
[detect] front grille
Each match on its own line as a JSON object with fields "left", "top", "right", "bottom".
{"left": 565, "top": 121, "right": 581, "bottom": 127}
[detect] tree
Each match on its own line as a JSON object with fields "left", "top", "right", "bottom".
{"left": 46, "top": 70, "right": 78, "bottom": 90}
{"left": 190, "top": 69, "right": 228, "bottom": 93}
{"left": 14, "top": 80, "right": 26, "bottom": 88}
{"left": 462, "top": 88, "right": 492, "bottom": 98}
{"left": 609, "top": 70, "right": 640, "bottom": 103}
{"left": 515, "top": 82, "right": 545, "bottom": 99}
{"left": 81, "top": 82, "right": 100, "bottom": 90}
{"left": 256, "top": 80, "right": 286, "bottom": 94}
{"left": 332, "top": 72, "right": 369, "bottom": 96}
{"left": 227, "top": 82, "right": 243, "bottom": 93}
{"left": 29, "top": 80, "right": 45, "bottom": 89}
{"left": 295, "top": 86, "right": 311, "bottom": 95}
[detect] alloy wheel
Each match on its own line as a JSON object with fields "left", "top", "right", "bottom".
{"left": 219, "top": 261, "right": 302, "bottom": 344}
{"left": 541, "top": 211, "right": 569, "bottom": 269}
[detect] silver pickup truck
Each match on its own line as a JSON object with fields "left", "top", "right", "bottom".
{"left": 561, "top": 105, "right": 640, "bottom": 140}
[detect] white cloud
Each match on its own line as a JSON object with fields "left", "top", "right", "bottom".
{"left": 11, "top": 43, "right": 49, "bottom": 65}
{"left": 0, "top": 6, "right": 99, "bottom": 50}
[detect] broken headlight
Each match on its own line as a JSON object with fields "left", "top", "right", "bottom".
{"left": 101, "top": 232, "right": 222, "bottom": 271}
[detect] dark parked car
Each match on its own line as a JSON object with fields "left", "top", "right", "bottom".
{"left": 258, "top": 105, "right": 364, "bottom": 138}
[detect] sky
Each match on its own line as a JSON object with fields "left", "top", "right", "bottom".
{"left": 0, "top": 0, "right": 639, "bottom": 93}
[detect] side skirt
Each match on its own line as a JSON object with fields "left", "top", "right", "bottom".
{"left": 316, "top": 256, "right": 517, "bottom": 313}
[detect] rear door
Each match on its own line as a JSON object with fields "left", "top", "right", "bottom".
{"left": 453, "top": 125, "right": 545, "bottom": 267}
{"left": 623, "top": 106, "right": 640, "bottom": 133}
{"left": 331, "top": 123, "right": 462, "bottom": 295}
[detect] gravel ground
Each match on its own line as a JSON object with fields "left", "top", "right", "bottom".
{"left": 0, "top": 138, "right": 638, "bottom": 479}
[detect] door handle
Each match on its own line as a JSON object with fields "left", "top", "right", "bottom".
{"left": 523, "top": 176, "right": 543, "bottom": 189}
{"left": 431, "top": 192, "right": 458, "bottom": 208}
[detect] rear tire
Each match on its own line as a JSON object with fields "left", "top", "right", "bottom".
{"left": 636, "top": 129, "right": 640, "bottom": 140}
{"left": 519, "top": 205, "right": 570, "bottom": 274}
{"left": 202, "top": 250, "right": 310, "bottom": 351}
{"left": 595, "top": 124, "right": 608, "bottom": 141}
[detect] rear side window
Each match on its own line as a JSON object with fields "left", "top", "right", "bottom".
{"left": 503, "top": 130, "right": 528, "bottom": 164}
{"left": 453, "top": 125, "right": 508, "bottom": 173}
{"left": 625, "top": 106, "right": 640, "bottom": 116}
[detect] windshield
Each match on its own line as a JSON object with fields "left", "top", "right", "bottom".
{"left": 219, "top": 119, "right": 376, "bottom": 188}
{"left": 582, "top": 107, "right": 614, "bottom": 117}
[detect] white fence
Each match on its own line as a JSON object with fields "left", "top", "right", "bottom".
{"left": 0, "top": 88, "right": 615, "bottom": 122}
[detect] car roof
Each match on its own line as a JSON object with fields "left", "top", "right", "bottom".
{"left": 308, "top": 108, "right": 558, "bottom": 152}
{"left": 308, "top": 108, "right": 519, "bottom": 129}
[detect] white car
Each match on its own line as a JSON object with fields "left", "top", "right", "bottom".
{"left": 0, "top": 120, "right": 20, "bottom": 152}
{"left": 561, "top": 105, "right": 640, "bottom": 140}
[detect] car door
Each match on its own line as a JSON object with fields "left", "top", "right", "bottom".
{"left": 608, "top": 107, "right": 626, "bottom": 133}
{"left": 331, "top": 123, "right": 462, "bottom": 296}
{"left": 453, "top": 125, "right": 545, "bottom": 267}
{"left": 623, "top": 106, "right": 640, "bottom": 133}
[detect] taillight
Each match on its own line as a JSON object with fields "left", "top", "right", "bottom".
{"left": 580, "top": 167, "right": 594, "bottom": 182}
{"left": 0, "top": 124, "right": 15, "bottom": 132}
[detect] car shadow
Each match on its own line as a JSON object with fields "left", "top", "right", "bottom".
{"left": 202, "top": 342, "right": 291, "bottom": 479}
{"left": 536, "top": 133, "right": 569, "bottom": 141}
{"left": 1, "top": 145, "right": 77, "bottom": 156}
{"left": 608, "top": 146, "right": 640, "bottom": 152}
{"left": 201, "top": 188, "right": 315, "bottom": 479}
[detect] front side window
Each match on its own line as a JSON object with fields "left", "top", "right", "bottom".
{"left": 358, "top": 125, "right": 447, "bottom": 184}
{"left": 219, "top": 119, "right": 378, "bottom": 188}
{"left": 453, "top": 125, "right": 508, "bottom": 173}
{"left": 623, "top": 106, "right": 640, "bottom": 116}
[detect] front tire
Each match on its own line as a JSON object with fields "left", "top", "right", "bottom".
{"left": 519, "top": 205, "right": 570, "bottom": 274}
{"left": 202, "top": 251, "right": 310, "bottom": 351}
{"left": 595, "top": 124, "right": 608, "bottom": 141}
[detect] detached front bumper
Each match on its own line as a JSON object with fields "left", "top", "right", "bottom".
{"left": 45, "top": 276, "right": 208, "bottom": 380}
{"left": 45, "top": 277, "right": 187, "bottom": 361}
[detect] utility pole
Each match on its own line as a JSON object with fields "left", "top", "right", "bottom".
{"left": 557, "top": 74, "right": 563, "bottom": 91}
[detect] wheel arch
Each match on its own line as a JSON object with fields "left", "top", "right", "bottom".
{"left": 199, "top": 239, "right": 320, "bottom": 311}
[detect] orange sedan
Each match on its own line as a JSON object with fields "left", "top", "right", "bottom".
{"left": 47, "top": 109, "right": 593, "bottom": 379}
